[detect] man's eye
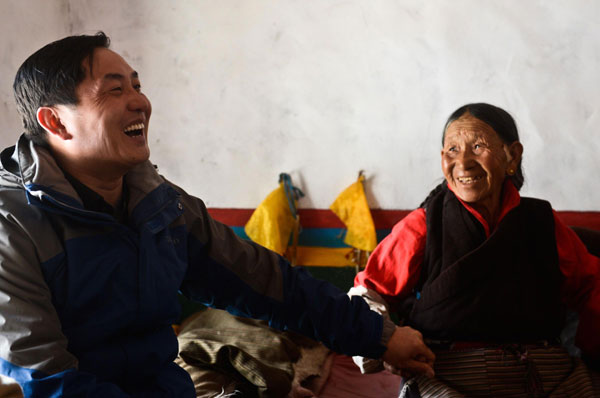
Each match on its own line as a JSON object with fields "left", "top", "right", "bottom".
{"left": 110, "top": 87, "right": 123, "bottom": 93}
{"left": 133, "top": 84, "right": 142, "bottom": 92}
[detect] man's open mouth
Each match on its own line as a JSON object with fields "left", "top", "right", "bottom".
{"left": 124, "top": 123, "right": 144, "bottom": 137}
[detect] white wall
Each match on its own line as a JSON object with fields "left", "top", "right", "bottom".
{"left": 1, "top": 0, "right": 598, "bottom": 210}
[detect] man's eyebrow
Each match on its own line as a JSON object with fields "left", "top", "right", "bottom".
{"left": 102, "top": 71, "right": 139, "bottom": 81}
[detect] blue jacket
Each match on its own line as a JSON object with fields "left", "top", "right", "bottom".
{"left": 0, "top": 135, "right": 393, "bottom": 397}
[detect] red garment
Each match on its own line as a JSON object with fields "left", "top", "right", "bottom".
{"left": 355, "top": 181, "right": 600, "bottom": 357}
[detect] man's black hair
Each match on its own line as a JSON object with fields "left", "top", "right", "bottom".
{"left": 13, "top": 32, "right": 110, "bottom": 146}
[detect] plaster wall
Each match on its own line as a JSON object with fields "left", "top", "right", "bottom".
{"left": 1, "top": 1, "right": 598, "bottom": 210}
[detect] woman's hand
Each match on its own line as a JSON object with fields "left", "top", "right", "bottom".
{"left": 382, "top": 326, "right": 435, "bottom": 378}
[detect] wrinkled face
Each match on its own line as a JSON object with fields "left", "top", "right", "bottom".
{"left": 56, "top": 47, "right": 152, "bottom": 176}
{"left": 441, "top": 113, "right": 515, "bottom": 218}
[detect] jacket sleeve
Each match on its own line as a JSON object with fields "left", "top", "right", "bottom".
{"left": 354, "top": 208, "right": 427, "bottom": 312}
{"left": 553, "top": 211, "right": 600, "bottom": 360}
{"left": 175, "top": 189, "right": 393, "bottom": 360}
{"left": 346, "top": 285, "right": 393, "bottom": 373}
{"left": 0, "top": 210, "right": 131, "bottom": 397}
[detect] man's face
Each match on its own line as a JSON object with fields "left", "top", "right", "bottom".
{"left": 55, "top": 47, "right": 152, "bottom": 177}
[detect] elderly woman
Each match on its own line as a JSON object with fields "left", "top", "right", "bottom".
{"left": 352, "top": 103, "right": 600, "bottom": 397}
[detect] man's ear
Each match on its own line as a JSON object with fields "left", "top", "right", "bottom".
{"left": 36, "top": 106, "right": 72, "bottom": 140}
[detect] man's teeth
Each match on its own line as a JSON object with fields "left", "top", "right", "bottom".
{"left": 457, "top": 176, "right": 483, "bottom": 184}
{"left": 124, "top": 123, "right": 145, "bottom": 136}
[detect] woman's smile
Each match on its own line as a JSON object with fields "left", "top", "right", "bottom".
{"left": 456, "top": 175, "right": 484, "bottom": 184}
{"left": 441, "top": 113, "right": 515, "bottom": 223}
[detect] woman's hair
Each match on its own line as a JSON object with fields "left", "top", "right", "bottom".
{"left": 442, "top": 102, "right": 524, "bottom": 191}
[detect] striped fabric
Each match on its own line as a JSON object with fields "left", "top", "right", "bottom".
{"left": 210, "top": 209, "right": 600, "bottom": 270}
{"left": 211, "top": 209, "right": 410, "bottom": 266}
{"left": 402, "top": 346, "right": 599, "bottom": 398}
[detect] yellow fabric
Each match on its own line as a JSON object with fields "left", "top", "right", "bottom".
{"left": 292, "top": 246, "right": 356, "bottom": 267}
{"left": 245, "top": 183, "right": 295, "bottom": 255}
{"left": 329, "top": 176, "right": 377, "bottom": 252}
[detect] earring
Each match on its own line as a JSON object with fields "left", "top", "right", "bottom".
{"left": 507, "top": 169, "right": 515, "bottom": 176}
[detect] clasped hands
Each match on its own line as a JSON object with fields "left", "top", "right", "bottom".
{"left": 382, "top": 326, "right": 435, "bottom": 378}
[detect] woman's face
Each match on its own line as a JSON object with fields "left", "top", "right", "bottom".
{"left": 441, "top": 113, "right": 522, "bottom": 221}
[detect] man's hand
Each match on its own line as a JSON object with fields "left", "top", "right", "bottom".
{"left": 381, "top": 326, "right": 435, "bottom": 378}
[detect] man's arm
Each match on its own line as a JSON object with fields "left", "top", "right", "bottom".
{"left": 174, "top": 187, "right": 434, "bottom": 375}
{"left": 0, "top": 211, "right": 130, "bottom": 397}
{"left": 348, "top": 286, "right": 434, "bottom": 376}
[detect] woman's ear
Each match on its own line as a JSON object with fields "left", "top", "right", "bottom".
{"left": 506, "top": 141, "right": 523, "bottom": 170}
{"left": 36, "top": 107, "right": 72, "bottom": 140}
